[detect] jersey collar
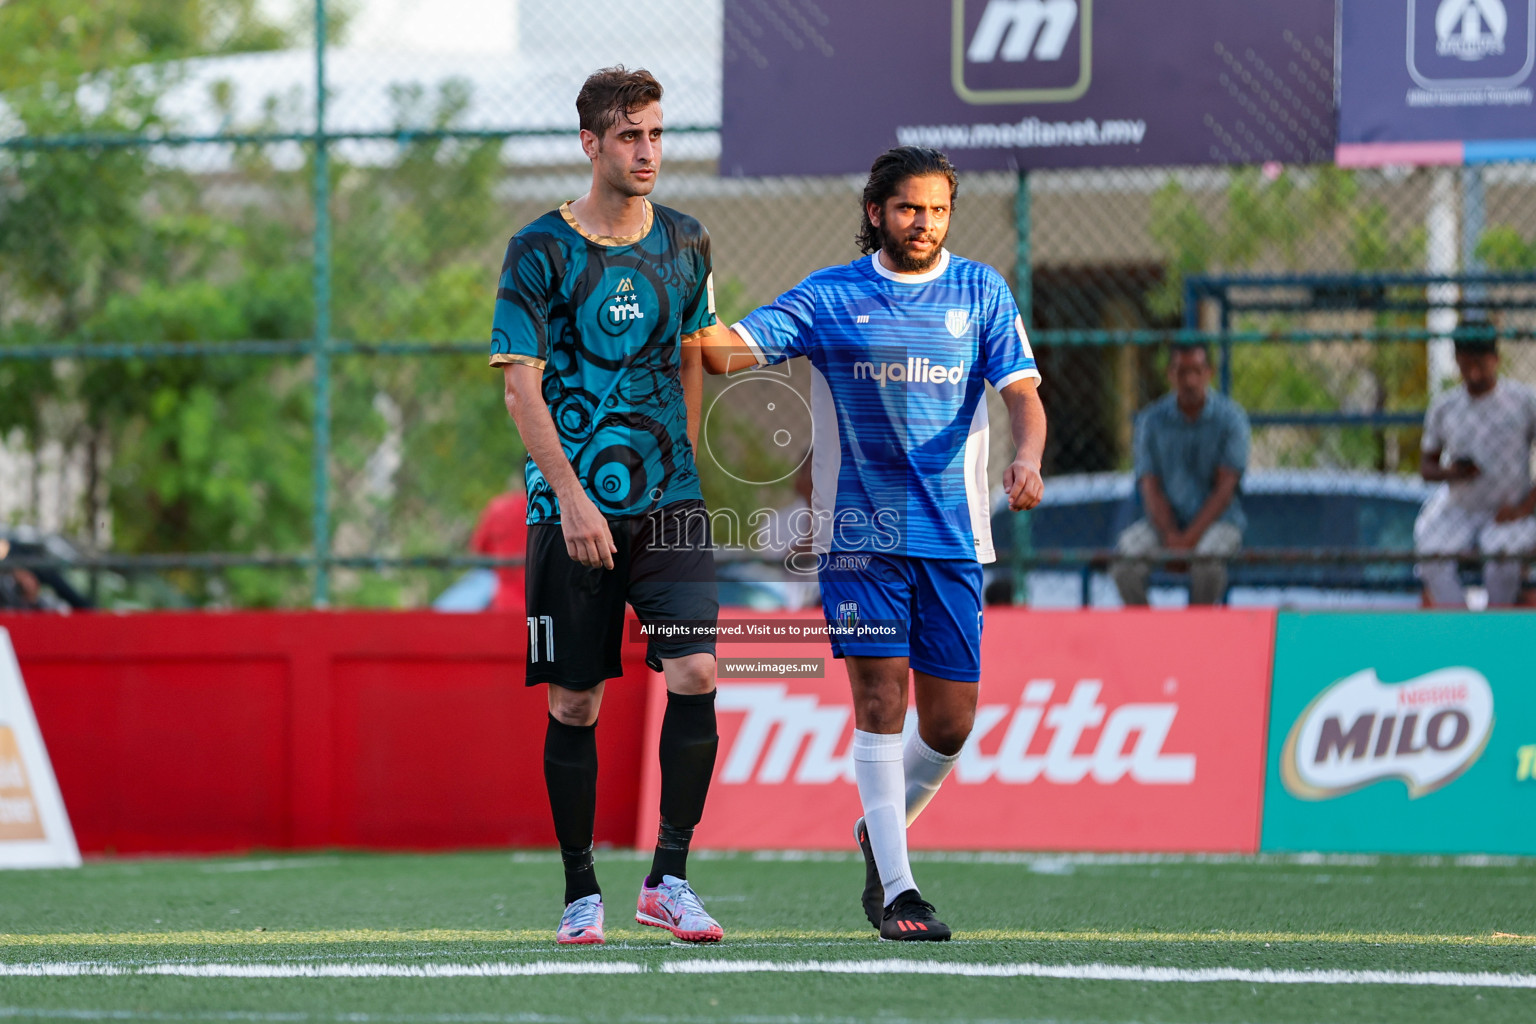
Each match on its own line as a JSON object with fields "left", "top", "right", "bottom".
{"left": 560, "top": 200, "right": 654, "bottom": 247}
{"left": 871, "top": 248, "right": 950, "bottom": 284}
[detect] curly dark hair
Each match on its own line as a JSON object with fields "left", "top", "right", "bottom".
{"left": 856, "top": 147, "right": 959, "bottom": 255}
{"left": 576, "top": 66, "right": 663, "bottom": 138}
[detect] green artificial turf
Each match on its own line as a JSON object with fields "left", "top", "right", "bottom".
{"left": 0, "top": 849, "right": 1532, "bottom": 1023}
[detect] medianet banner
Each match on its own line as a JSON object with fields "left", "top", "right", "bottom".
{"left": 637, "top": 609, "right": 1276, "bottom": 852}
{"left": 720, "top": 0, "right": 1336, "bottom": 175}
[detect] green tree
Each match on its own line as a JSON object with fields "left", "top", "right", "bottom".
{"left": 0, "top": 0, "right": 315, "bottom": 604}
{"left": 1147, "top": 166, "right": 1428, "bottom": 471}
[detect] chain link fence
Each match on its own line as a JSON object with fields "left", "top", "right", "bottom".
{"left": 3, "top": 1, "right": 1536, "bottom": 610}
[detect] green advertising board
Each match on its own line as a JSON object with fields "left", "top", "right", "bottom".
{"left": 1262, "top": 611, "right": 1536, "bottom": 854}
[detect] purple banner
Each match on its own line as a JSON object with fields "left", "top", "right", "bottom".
{"left": 1338, "top": 0, "right": 1536, "bottom": 164}
{"left": 720, "top": 0, "right": 1336, "bottom": 175}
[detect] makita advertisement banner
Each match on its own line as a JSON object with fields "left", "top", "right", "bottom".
{"left": 637, "top": 610, "right": 1275, "bottom": 851}
{"left": 1338, "top": 0, "right": 1536, "bottom": 165}
{"left": 1262, "top": 612, "right": 1536, "bottom": 855}
{"left": 720, "top": 0, "right": 1336, "bottom": 175}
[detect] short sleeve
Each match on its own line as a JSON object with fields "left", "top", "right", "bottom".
{"left": 489, "top": 235, "right": 552, "bottom": 369}
{"left": 1421, "top": 394, "right": 1447, "bottom": 453}
{"left": 732, "top": 277, "right": 818, "bottom": 366}
{"left": 1220, "top": 402, "right": 1250, "bottom": 473}
{"left": 680, "top": 229, "right": 718, "bottom": 339}
{"left": 980, "top": 279, "right": 1040, "bottom": 389}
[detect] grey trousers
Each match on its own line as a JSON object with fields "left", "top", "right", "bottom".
{"left": 1414, "top": 490, "right": 1536, "bottom": 608}
{"left": 1111, "top": 519, "right": 1243, "bottom": 606}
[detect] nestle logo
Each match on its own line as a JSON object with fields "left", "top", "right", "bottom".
{"left": 952, "top": 0, "right": 1092, "bottom": 104}
{"left": 717, "top": 680, "right": 1195, "bottom": 786}
{"left": 1281, "top": 668, "right": 1495, "bottom": 800}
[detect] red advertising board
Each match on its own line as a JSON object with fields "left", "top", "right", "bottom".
{"left": 1, "top": 612, "right": 650, "bottom": 854}
{"left": 638, "top": 609, "right": 1275, "bottom": 852}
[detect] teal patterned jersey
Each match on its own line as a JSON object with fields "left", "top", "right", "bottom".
{"left": 490, "top": 201, "right": 717, "bottom": 523}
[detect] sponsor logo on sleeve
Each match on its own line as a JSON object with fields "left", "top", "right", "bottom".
{"left": 1280, "top": 667, "right": 1494, "bottom": 800}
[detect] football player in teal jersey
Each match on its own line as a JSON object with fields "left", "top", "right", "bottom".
{"left": 700, "top": 147, "right": 1047, "bottom": 941}
{"left": 491, "top": 67, "right": 723, "bottom": 946}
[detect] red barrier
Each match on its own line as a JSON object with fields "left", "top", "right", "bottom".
{"left": 0, "top": 612, "right": 650, "bottom": 855}
{"left": 638, "top": 609, "right": 1276, "bottom": 852}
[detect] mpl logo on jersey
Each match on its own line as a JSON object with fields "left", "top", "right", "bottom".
{"left": 600, "top": 275, "right": 648, "bottom": 334}
{"left": 1408, "top": 0, "right": 1535, "bottom": 91}
{"left": 953, "top": 0, "right": 1092, "bottom": 103}
{"left": 637, "top": 609, "right": 1276, "bottom": 851}
{"left": 1280, "top": 667, "right": 1494, "bottom": 800}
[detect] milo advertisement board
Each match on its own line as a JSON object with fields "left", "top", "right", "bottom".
{"left": 1262, "top": 612, "right": 1536, "bottom": 854}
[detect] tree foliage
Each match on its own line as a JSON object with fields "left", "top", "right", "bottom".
{"left": 0, "top": 0, "right": 508, "bottom": 607}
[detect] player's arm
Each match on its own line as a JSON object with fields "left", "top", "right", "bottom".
{"left": 680, "top": 331, "right": 703, "bottom": 449}
{"left": 1175, "top": 467, "right": 1241, "bottom": 547}
{"left": 502, "top": 363, "right": 616, "bottom": 569}
{"left": 694, "top": 322, "right": 762, "bottom": 376}
{"left": 1000, "top": 378, "right": 1046, "bottom": 512}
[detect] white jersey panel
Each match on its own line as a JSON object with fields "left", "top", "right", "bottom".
{"left": 808, "top": 363, "right": 840, "bottom": 557}
{"left": 965, "top": 397, "right": 995, "bottom": 564}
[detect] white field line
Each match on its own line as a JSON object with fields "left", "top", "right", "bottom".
{"left": 199, "top": 858, "right": 343, "bottom": 874}
{"left": 0, "top": 1010, "right": 1053, "bottom": 1024}
{"left": 2, "top": 959, "right": 1535, "bottom": 988}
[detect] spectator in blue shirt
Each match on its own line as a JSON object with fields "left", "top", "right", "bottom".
{"left": 1111, "top": 344, "right": 1250, "bottom": 606}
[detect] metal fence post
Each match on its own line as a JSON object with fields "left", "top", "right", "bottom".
{"left": 311, "top": 0, "right": 334, "bottom": 606}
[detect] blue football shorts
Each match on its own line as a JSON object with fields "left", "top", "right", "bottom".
{"left": 817, "top": 551, "right": 984, "bottom": 683}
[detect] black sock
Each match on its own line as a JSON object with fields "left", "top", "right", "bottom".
{"left": 647, "top": 690, "right": 718, "bottom": 886}
{"left": 543, "top": 714, "right": 600, "bottom": 904}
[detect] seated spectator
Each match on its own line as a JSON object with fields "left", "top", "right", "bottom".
{"left": 1415, "top": 336, "right": 1536, "bottom": 608}
{"left": 1111, "top": 343, "right": 1250, "bottom": 606}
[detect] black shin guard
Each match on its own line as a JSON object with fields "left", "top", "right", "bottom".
{"left": 543, "top": 714, "right": 600, "bottom": 904}
{"left": 648, "top": 690, "right": 718, "bottom": 885}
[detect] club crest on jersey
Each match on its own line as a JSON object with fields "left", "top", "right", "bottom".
{"left": 836, "top": 601, "right": 859, "bottom": 628}
{"left": 945, "top": 309, "right": 971, "bottom": 338}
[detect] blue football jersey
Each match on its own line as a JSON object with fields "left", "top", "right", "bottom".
{"left": 490, "top": 201, "right": 716, "bottom": 522}
{"left": 733, "top": 250, "right": 1039, "bottom": 562}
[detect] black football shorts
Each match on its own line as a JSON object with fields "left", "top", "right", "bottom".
{"left": 524, "top": 498, "right": 718, "bottom": 690}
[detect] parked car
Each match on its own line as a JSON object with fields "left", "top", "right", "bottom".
{"left": 0, "top": 527, "right": 192, "bottom": 612}
{"left": 990, "top": 469, "right": 1434, "bottom": 609}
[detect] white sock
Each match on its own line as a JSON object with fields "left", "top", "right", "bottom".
{"left": 853, "top": 729, "right": 918, "bottom": 906}
{"left": 904, "top": 733, "right": 959, "bottom": 826}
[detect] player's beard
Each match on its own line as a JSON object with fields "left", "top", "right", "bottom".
{"left": 879, "top": 223, "right": 947, "bottom": 273}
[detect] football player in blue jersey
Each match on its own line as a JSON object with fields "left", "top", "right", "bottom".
{"left": 490, "top": 67, "right": 723, "bottom": 945}
{"left": 698, "top": 147, "right": 1046, "bottom": 940}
